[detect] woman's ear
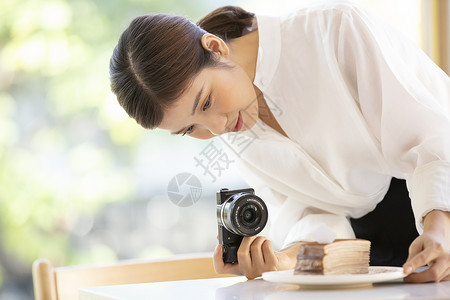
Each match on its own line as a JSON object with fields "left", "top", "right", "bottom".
{"left": 201, "top": 34, "right": 229, "bottom": 58}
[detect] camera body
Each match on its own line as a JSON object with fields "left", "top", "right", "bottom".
{"left": 216, "top": 188, "right": 268, "bottom": 263}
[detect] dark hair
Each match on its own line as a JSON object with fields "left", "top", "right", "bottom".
{"left": 197, "top": 6, "right": 255, "bottom": 42}
{"left": 109, "top": 6, "right": 254, "bottom": 129}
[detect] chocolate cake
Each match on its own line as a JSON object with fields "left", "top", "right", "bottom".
{"left": 294, "top": 239, "right": 371, "bottom": 275}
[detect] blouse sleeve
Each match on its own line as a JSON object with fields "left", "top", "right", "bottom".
{"left": 334, "top": 3, "right": 450, "bottom": 233}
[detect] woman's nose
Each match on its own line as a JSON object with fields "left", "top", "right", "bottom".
{"left": 206, "top": 114, "right": 227, "bottom": 136}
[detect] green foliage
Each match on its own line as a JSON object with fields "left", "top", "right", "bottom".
{"left": 0, "top": 0, "right": 216, "bottom": 287}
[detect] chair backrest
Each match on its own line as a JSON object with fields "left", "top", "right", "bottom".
{"left": 32, "top": 253, "right": 233, "bottom": 300}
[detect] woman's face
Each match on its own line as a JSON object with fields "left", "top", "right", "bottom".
{"left": 158, "top": 60, "right": 259, "bottom": 139}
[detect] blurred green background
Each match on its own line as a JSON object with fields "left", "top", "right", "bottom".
{"left": 0, "top": 0, "right": 424, "bottom": 298}
{"left": 0, "top": 1, "right": 246, "bottom": 298}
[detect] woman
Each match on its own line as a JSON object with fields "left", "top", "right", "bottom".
{"left": 109, "top": 2, "right": 450, "bottom": 282}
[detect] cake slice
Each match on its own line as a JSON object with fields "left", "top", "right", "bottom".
{"left": 294, "top": 239, "right": 370, "bottom": 275}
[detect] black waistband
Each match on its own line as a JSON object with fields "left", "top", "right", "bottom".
{"left": 350, "top": 178, "right": 419, "bottom": 266}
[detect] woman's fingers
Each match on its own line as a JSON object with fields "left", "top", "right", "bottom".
{"left": 237, "top": 236, "right": 258, "bottom": 278}
{"left": 404, "top": 257, "right": 450, "bottom": 282}
{"left": 250, "top": 236, "right": 268, "bottom": 268}
{"left": 403, "top": 234, "right": 450, "bottom": 282}
{"left": 262, "top": 239, "right": 278, "bottom": 271}
{"left": 214, "top": 236, "right": 285, "bottom": 280}
{"left": 212, "top": 244, "right": 227, "bottom": 272}
{"left": 404, "top": 248, "right": 436, "bottom": 275}
{"left": 404, "top": 235, "right": 435, "bottom": 275}
{"left": 403, "top": 238, "right": 423, "bottom": 274}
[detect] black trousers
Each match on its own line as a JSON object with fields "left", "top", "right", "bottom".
{"left": 350, "top": 178, "right": 419, "bottom": 267}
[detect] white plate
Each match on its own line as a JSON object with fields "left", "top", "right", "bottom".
{"left": 262, "top": 267, "right": 406, "bottom": 288}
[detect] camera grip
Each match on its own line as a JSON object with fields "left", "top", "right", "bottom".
{"left": 222, "top": 243, "right": 240, "bottom": 264}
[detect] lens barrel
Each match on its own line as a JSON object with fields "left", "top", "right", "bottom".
{"left": 218, "top": 192, "right": 268, "bottom": 236}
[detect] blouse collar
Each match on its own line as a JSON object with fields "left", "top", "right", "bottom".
{"left": 253, "top": 14, "right": 282, "bottom": 92}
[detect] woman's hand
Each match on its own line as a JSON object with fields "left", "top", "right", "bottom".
{"left": 213, "top": 236, "right": 301, "bottom": 279}
{"left": 403, "top": 210, "right": 450, "bottom": 283}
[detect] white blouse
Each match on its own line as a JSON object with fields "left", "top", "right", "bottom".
{"left": 220, "top": 1, "right": 450, "bottom": 249}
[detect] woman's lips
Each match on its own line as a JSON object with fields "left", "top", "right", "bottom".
{"left": 232, "top": 112, "right": 243, "bottom": 132}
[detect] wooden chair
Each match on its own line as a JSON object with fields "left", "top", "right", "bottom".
{"left": 32, "top": 253, "right": 233, "bottom": 300}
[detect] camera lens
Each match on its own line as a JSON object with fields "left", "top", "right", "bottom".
{"left": 240, "top": 204, "right": 259, "bottom": 227}
{"left": 218, "top": 192, "right": 268, "bottom": 236}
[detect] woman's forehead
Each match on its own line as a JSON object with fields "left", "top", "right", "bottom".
{"left": 174, "top": 70, "right": 208, "bottom": 109}
{"left": 158, "top": 70, "right": 209, "bottom": 130}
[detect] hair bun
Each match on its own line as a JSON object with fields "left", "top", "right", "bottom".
{"left": 197, "top": 6, "right": 255, "bottom": 41}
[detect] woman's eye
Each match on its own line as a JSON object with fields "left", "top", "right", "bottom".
{"left": 202, "top": 97, "right": 211, "bottom": 111}
{"left": 182, "top": 125, "right": 194, "bottom": 136}
{"left": 181, "top": 96, "right": 210, "bottom": 136}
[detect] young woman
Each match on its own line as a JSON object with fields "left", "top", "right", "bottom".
{"left": 109, "top": 2, "right": 450, "bottom": 282}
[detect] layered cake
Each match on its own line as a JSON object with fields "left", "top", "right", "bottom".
{"left": 294, "top": 239, "right": 370, "bottom": 275}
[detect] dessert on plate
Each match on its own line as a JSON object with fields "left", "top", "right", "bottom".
{"left": 294, "top": 239, "right": 371, "bottom": 275}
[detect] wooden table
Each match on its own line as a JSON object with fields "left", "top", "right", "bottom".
{"left": 79, "top": 275, "right": 450, "bottom": 299}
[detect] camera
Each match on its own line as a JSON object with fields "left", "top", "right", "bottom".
{"left": 217, "top": 188, "right": 268, "bottom": 263}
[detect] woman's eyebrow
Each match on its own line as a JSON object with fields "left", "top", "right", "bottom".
{"left": 191, "top": 85, "right": 204, "bottom": 115}
{"left": 170, "top": 85, "right": 204, "bottom": 135}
